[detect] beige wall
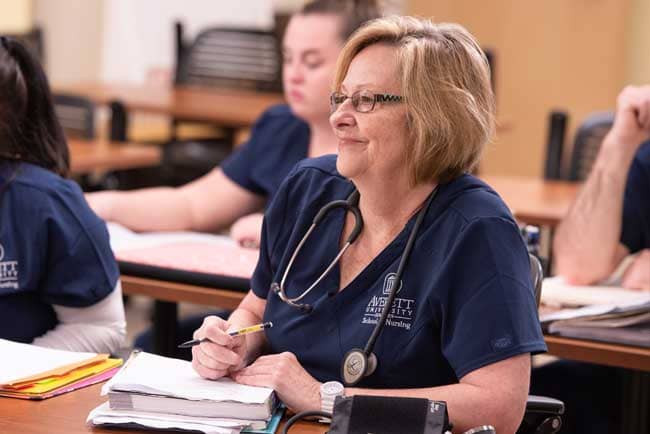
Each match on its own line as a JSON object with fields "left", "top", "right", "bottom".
{"left": 408, "top": 0, "right": 631, "bottom": 177}
{"left": 626, "top": 0, "right": 650, "bottom": 85}
{"left": 34, "top": 0, "right": 104, "bottom": 83}
{"left": 0, "top": 0, "right": 32, "bottom": 32}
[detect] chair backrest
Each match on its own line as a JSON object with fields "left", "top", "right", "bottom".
{"left": 529, "top": 253, "right": 543, "bottom": 308}
{"left": 175, "top": 27, "right": 282, "bottom": 92}
{"left": 53, "top": 94, "right": 95, "bottom": 140}
{"left": 520, "top": 253, "right": 565, "bottom": 434}
{"left": 568, "top": 111, "right": 614, "bottom": 182}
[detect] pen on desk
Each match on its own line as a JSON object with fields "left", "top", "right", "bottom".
{"left": 177, "top": 322, "right": 273, "bottom": 348}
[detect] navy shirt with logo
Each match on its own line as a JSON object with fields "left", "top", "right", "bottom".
{"left": 221, "top": 104, "right": 310, "bottom": 200}
{"left": 621, "top": 141, "right": 650, "bottom": 253}
{"left": 251, "top": 156, "right": 546, "bottom": 388}
{"left": 0, "top": 162, "right": 119, "bottom": 343}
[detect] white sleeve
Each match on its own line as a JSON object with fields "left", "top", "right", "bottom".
{"left": 32, "top": 281, "right": 127, "bottom": 354}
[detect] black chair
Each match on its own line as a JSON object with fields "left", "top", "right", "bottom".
{"left": 162, "top": 24, "right": 283, "bottom": 185}
{"left": 519, "top": 253, "right": 564, "bottom": 434}
{"left": 53, "top": 94, "right": 96, "bottom": 140}
{"left": 53, "top": 94, "right": 142, "bottom": 190}
{"left": 543, "top": 110, "right": 615, "bottom": 182}
{"left": 567, "top": 112, "right": 614, "bottom": 182}
{"left": 174, "top": 26, "right": 282, "bottom": 92}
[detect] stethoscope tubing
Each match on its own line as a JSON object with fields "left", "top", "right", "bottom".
{"left": 273, "top": 185, "right": 438, "bottom": 381}
{"left": 274, "top": 191, "right": 362, "bottom": 308}
{"left": 362, "top": 186, "right": 438, "bottom": 355}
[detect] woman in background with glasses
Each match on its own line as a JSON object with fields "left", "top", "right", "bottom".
{"left": 87, "top": 0, "right": 381, "bottom": 249}
{"left": 191, "top": 16, "right": 546, "bottom": 434}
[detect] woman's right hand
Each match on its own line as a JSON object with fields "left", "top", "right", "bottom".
{"left": 191, "top": 315, "right": 248, "bottom": 380}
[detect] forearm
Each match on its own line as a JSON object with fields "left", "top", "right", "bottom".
{"left": 32, "top": 282, "right": 126, "bottom": 354}
{"left": 92, "top": 187, "right": 196, "bottom": 232}
{"left": 554, "top": 142, "right": 636, "bottom": 283}
{"left": 345, "top": 383, "right": 522, "bottom": 434}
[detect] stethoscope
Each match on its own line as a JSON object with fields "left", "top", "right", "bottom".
{"left": 271, "top": 186, "right": 439, "bottom": 386}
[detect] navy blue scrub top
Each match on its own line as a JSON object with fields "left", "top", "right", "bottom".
{"left": 221, "top": 105, "right": 310, "bottom": 200}
{"left": 251, "top": 156, "right": 547, "bottom": 388}
{"left": 621, "top": 140, "right": 650, "bottom": 253}
{"left": 0, "top": 162, "right": 119, "bottom": 343}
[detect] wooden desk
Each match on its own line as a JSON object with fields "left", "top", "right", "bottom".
{"left": 122, "top": 275, "right": 650, "bottom": 373}
{"left": 122, "top": 275, "right": 245, "bottom": 310}
{"left": 55, "top": 83, "right": 285, "bottom": 128}
{"left": 481, "top": 175, "right": 580, "bottom": 227}
{"left": 544, "top": 335, "right": 650, "bottom": 372}
{"left": 69, "top": 139, "right": 161, "bottom": 175}
{"left": 0, "top": 382, "right": 324, "bottom": 434}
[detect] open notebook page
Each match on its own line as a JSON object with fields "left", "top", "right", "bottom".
{"left": 106, "top": 223, "right": 258, "bottom": 278}
{"left": 103, "top": 351, "right": 272, "bottom": 404}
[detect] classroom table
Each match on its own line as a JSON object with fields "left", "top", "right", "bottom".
{"left": 69, "top": 139, "right": 161, "bottom": 175}
{"left": 481, "top": 175, "right": 579, "bottom": 227}
{"left": 121, "top": 275, "right": 650, "bottom": 372}
{"left": 54, "top": 82, "right": 285, "bottom": 128}
{"left": 0, "top": 382, "right": 324, "bottom": 434}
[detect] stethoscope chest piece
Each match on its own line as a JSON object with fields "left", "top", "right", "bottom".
{"left": 341, "top": 348, "right": 377, "bottom": 386}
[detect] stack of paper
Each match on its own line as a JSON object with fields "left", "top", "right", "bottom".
{"left": 540, "top": 277, "right": 650, "bottom": 347}
{"left": 541, "top": 276, "right": 650, "bottom": 308}
{"left": 0, "top": 339, "right": 122, "bottom": 400}
{"left": 87, "top": 351, "right": 282, "bottom": 434}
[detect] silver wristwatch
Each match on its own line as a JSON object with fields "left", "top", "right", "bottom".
{"left": 320, "top": 381, "right": 345, "bottom": 415}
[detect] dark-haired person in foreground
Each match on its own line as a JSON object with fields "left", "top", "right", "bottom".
{"left": 0, "top": 37, "right": 125, "bottom": 353}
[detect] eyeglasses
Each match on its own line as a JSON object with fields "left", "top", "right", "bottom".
{"left": 330, "top": 90, "right": 404, "bottom": 113}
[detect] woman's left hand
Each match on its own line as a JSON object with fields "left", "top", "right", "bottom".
{"left": 231, "top": 352, "right": 321, "bottom": 412}
{"left": 230, "top": 213, "right": 264, "bottom": 249}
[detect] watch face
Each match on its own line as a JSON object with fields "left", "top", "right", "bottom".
{"left": 321, "top": 381, "right": 344, "bottom": 396}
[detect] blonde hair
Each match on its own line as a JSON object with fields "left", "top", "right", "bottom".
{"left": 333, "top": 16, "right": 495, "bottom": 184}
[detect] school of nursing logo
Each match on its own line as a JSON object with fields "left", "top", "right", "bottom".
{"left": 0, "top": 243, "right": 19, "bottom": 290}
{"left": 382, "top": 272, "right": 403, "bottom": 295}
{"left": 361, "top": 273, "right": 416, "bottom": 331}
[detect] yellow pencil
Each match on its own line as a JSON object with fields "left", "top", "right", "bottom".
{"left": 177, "top": 322, "right": 273, "bottom": 348}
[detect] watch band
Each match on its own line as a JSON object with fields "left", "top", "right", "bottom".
{"left": 320, "top": 381, "right": 345, "bottom": 415}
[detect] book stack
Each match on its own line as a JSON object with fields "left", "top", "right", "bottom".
{"left": 540, "top": 277, "right": 650, "bottom": 348}
{"left": 0, "top": 339, "right": 122, "bottom": 400}
{"left": 87, "top": 351, "right": 282, "bottom": 434}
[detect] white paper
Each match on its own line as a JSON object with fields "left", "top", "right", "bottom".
{"left": 88, "top": 403, "right": 242, "bottom": 434}
{"left": 541, "top": 276, "right": 650, "bottom": 308}
{"left": 107, "top": 222, "right": 235, "bottom": 252}
{"left": 103, "top": 351, "right": 273, "bottom": 404}
{"left": 0, "top": 339, "right": 98, "bottom": 385}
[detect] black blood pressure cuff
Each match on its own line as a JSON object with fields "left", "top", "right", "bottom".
{"left": 327, "top": 395, "right": 451, "bottom": 434}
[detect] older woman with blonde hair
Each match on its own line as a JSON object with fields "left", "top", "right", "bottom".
{"left": 191, "top": 16, "right": 546, "bottom": 434}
